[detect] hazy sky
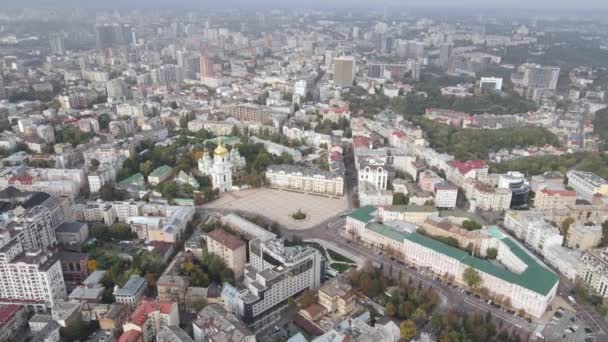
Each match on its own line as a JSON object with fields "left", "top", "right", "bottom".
{"left": 15, "top": 0, "right": 608, "bottom": 9}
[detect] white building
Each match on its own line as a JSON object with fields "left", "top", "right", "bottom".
{"left": 266, "top": 164, "right": 344, "bottom": 196}
{"left": 344, "top": 207, "right": 559, "bottom": 318}
{"left": 434, "top": 182, "right": 458, "bottom": 208}
{"left": 479, "top": 77, "right": 503, "bottom": 90}
{"left": 87, "top": 164, "right": 116, "bottom": 193}
{"left": 198, "top": 141, "right": 245, "bottom": 193}
{"left": 580, "top": 248, "right": 608, "bottom": 297}
{"left": 0, "top": 243, "right": 67, "bottom": 311}
{"left": 113, "top": 276, "right": 146, "bottom": 308}
{"left": 567, "top": 170, "right": 608, "bottom": 202}
{"left": 236, "top": 238, "right": 322, "bottom": 329}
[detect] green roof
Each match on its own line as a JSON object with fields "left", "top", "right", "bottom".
{"left": 367, "top": 223, "right": 409, "bottom": 243}
{"left": 385, "top": 205, "right": 438, "bottom": 213}
{"left": 402, "top": 232, "right": 558, "bottom": 295}
{"left": 347, "top": 206, "right": 376, "bottom": 223}
{"left": 118, "top": 173, "right": 145, "bottom": 186}
{"left": 149, "top": 165, "right": 173, "bottom": 178}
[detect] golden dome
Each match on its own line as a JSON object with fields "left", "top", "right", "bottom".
{"left": 214, "top": 138, "right": 229, "bottom": 156}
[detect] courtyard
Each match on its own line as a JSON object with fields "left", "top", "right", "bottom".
{"left": 202, "top": 187, "right": 349, "bottom": 230}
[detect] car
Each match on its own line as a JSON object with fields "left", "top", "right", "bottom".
{"left": 585, "top": 328, "right": 593, "bottom": 334}
{"left": 390, "top": 256, "right": 395, "bottom": 261}
{"left": 585, "top": 338, "right": 594, "bottom": 342}
{"left": 447, "top": 282, "right": 452, "bottom": 286}
{"left": 570, "top": 317, "right": 576, "bottom": 322}
{"left": 465, "top": 290, "right": 472, "bottom": 295}
{"left": 474, "top": 294, "right": 481, "bottom": 299}
{"left": 526, "top": 318, "right": 532, "bottom": 323}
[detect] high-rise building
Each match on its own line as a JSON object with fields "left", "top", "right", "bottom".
{"left": 522, "top": 64, "right": 560, "bottom": 90}
{"left": 439, "top": 43, "right": 453, "bottom": 70}
{"left": 95, "top": 23, "right": 134, "bottom": 49}
{"left": 0, "top": 75, "right": 6, "bottom": 100}
{"left": 49, "top": 34, "right": 66, "bottom": 56}
{"left": 105, "top": 78, "right": 127, "bottom": 100}
{"left": 333, "top": 56, "right": 355, "bottom": 87}
{"left": 234, "top": 238, "right": 322, "bottom": 328}
{"left": 199, "top": 55, "right": 213, "bottom": 80}
{"left": 0, "top": 243, "right": 67, "bottom": 310}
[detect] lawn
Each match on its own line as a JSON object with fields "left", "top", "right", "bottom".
{"left": 327, "top": 248, "right": 355, "bottom": 264}
{"left": 331, "top": 263, "right": 355, "bottom": 273}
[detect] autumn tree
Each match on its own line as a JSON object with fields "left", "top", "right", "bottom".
{"left": 400, "top": 320, "right": 417, "bottom": 341}
{"left": 463, "top": 267, "right": 482, "bottom": 289}
{"left": 385, "top": 302, "right": 396, "bottom": 316}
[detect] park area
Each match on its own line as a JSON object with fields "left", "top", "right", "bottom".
{"left": 202, "top": 187, "right": 349, "bottom": 230}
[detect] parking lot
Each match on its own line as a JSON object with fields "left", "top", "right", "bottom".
{"left": 543, "top": 307, "right": 597, "bottom": 342}
{"left": 202, "top": 187, "right": 349, "bottom": 230}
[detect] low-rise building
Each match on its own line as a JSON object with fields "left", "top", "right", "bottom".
{"left": 567, "top": 170, "right": 608, "bottom": 202}
{"left": 567, "top": 223, "right": 603, "bottom": 251}
{"left": 113, "top": 276, "right": 146, "bottom": 308}
{"left": 121, "top": 300, "right": 179, "bottom": 342}
{"left": 0, "top": 304, "right": 28, "bottom": 342}
{"left": 534, "top": 187, "right": 577, "bottom": 210}
{"left": 192, "top": 304, "right": 255, "bottom": 342}
{"left": 266, "top": 165, "right": 344, "bottom": 196}
{"left": 318, "top": 278, "right": 355, "bottom": 315}
{"left": 434, "top": 182, "right": 458, "bottom": 208}
{"left": 55, "top": 222, "right": 89, "bottom": 246}
{"left": 148, "top": 166, "right": 173, "bottom": 185}
{"left": 156, "top": 275, "right": 190, "bottom": 304}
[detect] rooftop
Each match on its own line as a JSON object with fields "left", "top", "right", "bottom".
{"left": 113, "top": 276, "right": 145, "bottom": 297}
{"left": 347, "top": 205, "right": 376, "bottom": 223}
{"left": 127, "top": 300, "right": 175, "bottom": 326}
{"left": 206, "top": 229, "right": 245, "bottom": 250}
{"left": 149, "top": 165, "right": 173, "bottom": 178}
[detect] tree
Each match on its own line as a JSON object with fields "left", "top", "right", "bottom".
{"left": 393, "top": 193, "right": 409, "bottom": 205}
{"left": 385, "top": 302, "right": 396, "bottom": 316}
{"left": 299, "top": 289, "right": 316, "bottom": 307}
{"left": 190, "top": 297, "right": 208, "bottom": 312}
{"left": 140, "top": 160, "right": 155, "bottom": 178}
{"left": 90, "top": 158, "right": 100, "bottom": 170}
{"left": 462, "top": 220, "right": 482, "bottom": 231}
{"left": 561, "top": 217, "right": 575, "bottom": 236}
{"left": 486, "top": 248, "right": 498, "bottom": 260}
{"left": 463, "top": 267, "right": 482, "bottom": 289}
{"left": 400, "top": 320, "right": 417, "bottom": 341}
{"left": 412, "top": 307, "right": 427, "bottom": 321}
{"left": 90, "top": 223, "right": 110, "bottom": 241}
{"left": 87, "top": 259, "right": 98, "bottom": 272}
{"left": 98, "top": 113, "right": 111, "bottom": 130}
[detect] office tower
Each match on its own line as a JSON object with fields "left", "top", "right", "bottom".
{"left": 381, "top": 37, "right": 394, "bottom": 54}
{"left": 152, "top": 65, "right": 184, "bottom": 87}
{"left": 49, "top": 34, "right": 66, "bottom": 56}
{"left": 106, "top": 78, "right": 128, "bottom": 100}
{"left": 405, "top": 40, "right": 425, "bottom": 59}
{"left": 177, "top": 51, "right": 200, "bottom": 80}
{"left": 352, "top": 26, "right": 359, "bottom": 39}
{"left": 439, "top": 43, "right": 453, "bottom": 70}
{"left": 333, "top": 56, "right": 355, "bottom": 87}
{"left": 199, "top": 55, "right": 213, "bottom": 80}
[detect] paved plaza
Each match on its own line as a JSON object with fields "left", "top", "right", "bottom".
{"left": 203, "top": 188, "right": 349, "bottom": 230}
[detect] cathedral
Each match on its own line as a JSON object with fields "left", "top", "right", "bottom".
{"left": 198, "top": 140, "right": 246, "bottom": 192}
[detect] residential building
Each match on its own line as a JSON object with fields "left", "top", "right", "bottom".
{"left": 358, "top": 182, "right": 393, "bottom": 207}
{"left": 448, "top": 160, "right": 488, "bottom": 187}
{"left": 435, "top": 182, "right": 458, "bottom": 208}
{"left": 318, "top": 278, "right": 355, "bottom": 315}
{"left": 157, "top": 326, "right": 194, "bottom": 342}
{"left": 192, "top": 304, "right": 255, "bottom": 342}
{"left": 59, "top": 251, "right": 89, "bottom": 285}
{"left": 567, "top": 224, "right": 602, "bottom": 251}
{"left": 357, "top": 156, "right": 388, "bottom": 191}
{"left": 418, "top": 170, "right": 444, "bottom": 192}
{"left": 249, "top": 137, "right": 303, "bottom": 162}
{"left": 333, "top": 56, "right": 355, "bottom": 87}
{"left": 376, "top": 205, "right": 438, "bottom": 225}
{"left": 313, "top": 316, "right": 400, "bottom": 342}
{"left": 266, "top": 165, "right": 344, "bottom": 196}
{"left": 534, "top": 187, "right": 577, "bottom": 210}
{"left": 121, "top": 300, "right": 179, "bottom": 342}
{"left": 0, "top": 304, "right": 28, "bottom": 342}
{"left": 157, "top": 276, "right": 190, "bottom": 304}
{"left": 88, "top": 165, "right": 117, "bottom": 193}
{"left": 205, "top": 229, "right": 246, "bottom": 280}
{"left": 580, "top": 248, "right": 608, "bottom": 297}
{"left": 567, "top": 170, "right": 608, "bottom": 202}
{"left": 220, "top": 213, "right": 277, "bottom": 242}
{"left": 0, "top": 244, "right": 66, "bottom": 311}
{"left": 113, "top": 276, "right": 146, "bottom": 308}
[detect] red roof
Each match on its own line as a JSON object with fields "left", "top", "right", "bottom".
{"left": 352, "top": 136, "right": 370, "bottom": 149}
{"left": 8, "top": 176, "right": 34, "bottom": 185}
{"left": 392, "top": 130, "right": 406, "bottom": 138}
{"left": 451, "top": 160, "right": 487, "bottom": 176}
{"left": 540, "top": 188, "right": 576, "bottom": 197}
{"left": 127, "top": 300, "right": 176, "bottom": 326}
{"left": 0, "top": 305, "right": 22, "bottom": 327}
{"left": 207, "top": 229, "right": 245, "bottom": 250}
{"left": 118, "top": 330, "right": 142, "bottom": 342}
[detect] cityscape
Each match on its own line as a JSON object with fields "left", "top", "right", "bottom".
{"left": 2, "top": 1, "right": 608, "bottom": 341}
